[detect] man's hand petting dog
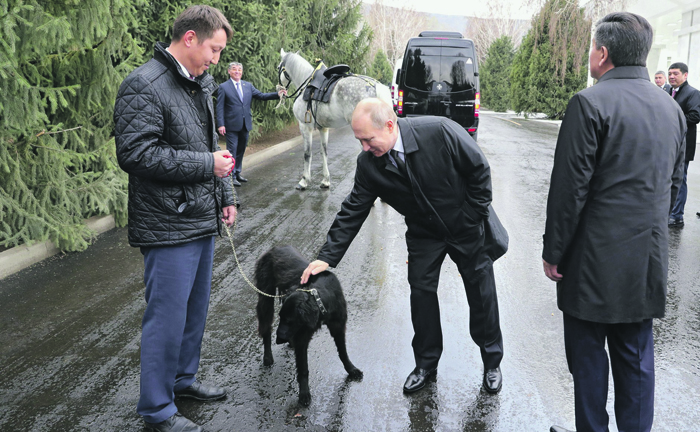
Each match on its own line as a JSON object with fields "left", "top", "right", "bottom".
{"left": 300, "top": 260, "right": 329, "bottom": 284}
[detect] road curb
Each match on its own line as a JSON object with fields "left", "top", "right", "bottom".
{"left": 0, "top": 215, "right": 115, "bottom": 280}
{"left": 0, "top": 133, "right": 304, "bottom": 281}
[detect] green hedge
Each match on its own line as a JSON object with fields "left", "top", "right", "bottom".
{"left": 509, "top": 0, "right": 590, "bottom": 119}
{"left": 481, "top": 36, "right": 515, "bottom": 112}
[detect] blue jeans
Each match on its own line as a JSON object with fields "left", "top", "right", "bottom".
{"left": 670, "top": 161, "right": 690, "bottom": 220}
{"left": 137, "top": 236, "right": 215, "bottom": 423}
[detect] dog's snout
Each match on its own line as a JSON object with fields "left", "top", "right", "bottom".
{"left": 276, "top": 334, "right": 288, "bottom": 345}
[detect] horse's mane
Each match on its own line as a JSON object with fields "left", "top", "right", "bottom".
{"left": 286, "top": 52, "right": 312, "bottom": 72}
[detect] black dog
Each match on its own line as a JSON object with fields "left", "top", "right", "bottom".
{"left": 254, "top": 245, "right": 363, "bottom": 406}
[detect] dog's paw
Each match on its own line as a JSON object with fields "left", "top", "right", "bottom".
{"left": 348, "top": 368, "right": 364, "bottom": 381}
{"left": 263, "top": 354, "right": 274, "bottom": 366}
{"left": 298, "top": 393, "right": 311, "bottom": 406}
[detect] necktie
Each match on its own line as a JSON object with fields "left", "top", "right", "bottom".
{"left": 391, "top": 149, "right": 406, "bottom": 175}
{"left": 236, "top": 82, "right": 243, "bottom": 99}
{"left": 672, "top": 88, "right": 677, "bottom": 98}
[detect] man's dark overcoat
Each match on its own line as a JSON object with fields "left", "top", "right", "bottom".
{"left": 667, "top": 80, "right": 700, "bottom": 162}
{"left": 317, "top": 116, "right": 507, "bottom": 287}
{"left": 543, "top": 66, "right": 686, "bottom": 323}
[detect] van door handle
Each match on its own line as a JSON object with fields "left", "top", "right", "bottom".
{"left": 403, "top": 102, "right": 418, "bottom": 106}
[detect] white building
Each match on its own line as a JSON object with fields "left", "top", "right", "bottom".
{"left": 627, "top": 0, "right": 700, "bottom": 83}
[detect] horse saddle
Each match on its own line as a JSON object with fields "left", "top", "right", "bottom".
{"left": 303, "top": 61, "right": 352, "bottom": 103}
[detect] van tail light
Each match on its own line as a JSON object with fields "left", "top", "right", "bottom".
{"left": 475, "top": 92, "right": 480, "bottom": 118}
{"left": 398, "top": 89, "right": 404, "bottom": 115}
{"left": 391, "top": 85, "right": 397, "bottom": 107}
{"left": 468, "top": 128, "right": 477, "bottom": 133}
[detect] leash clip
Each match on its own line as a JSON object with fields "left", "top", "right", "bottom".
{"left": 309, "top": 288, "right": 328, "bottom": 317}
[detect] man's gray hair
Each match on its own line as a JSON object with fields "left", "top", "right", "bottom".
{"left": 594, "top": 12, "right": 652, "bottom": 67}
{"left": 228, "top": 62, "right": 242, "bottom": 70}
{"left": 655, "top": 70, "right": 666, "bottom": 76}
{"left": 361, "top": 99, "right": 397, "bottom": 129}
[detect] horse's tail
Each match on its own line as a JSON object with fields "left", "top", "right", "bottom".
{"left": 374, "top": 83, "right": 393, "bottom": 108}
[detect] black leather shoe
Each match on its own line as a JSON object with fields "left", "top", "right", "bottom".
{"left": 668, "top": 217, "right": 684, "bottom": 226}
{"left": 144, "top": 412, "right": 202, "bottom": 432}
{"left": 231, "top": 178, "right": 241, "bottom": 187}
{"left": 403, "top": 367, "right": 436, "bottom": 393}
{"left": 550, "top": 426, "right": 575, "bottom": 432}
{"left": 236, "top": 174, "right": 248, "bottom": 182}
{"left": 174, "top": 380, "right": 227, "bottom": 401}
{"left": 483, "top": 367, "right": 502, "bottom": 394}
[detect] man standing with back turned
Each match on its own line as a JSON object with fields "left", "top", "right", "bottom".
{"left": 114, "top": 6, "right": 235, "bottom": 432}
{"left": 543, "top": 13, "right": 685, "bottom": 432}
{"left": 301, "top": 98, "right": 508, "bottom": 395}
{"left": 667, "top": 62, "right": 700, "bottom": 226}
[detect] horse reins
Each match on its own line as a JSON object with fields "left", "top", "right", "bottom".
{"left": 275, "top": 63, "right": 312, "bottom": 109}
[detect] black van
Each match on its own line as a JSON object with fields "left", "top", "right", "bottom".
{"left": 396, "top": 31, "right": 480, "bottom": 140}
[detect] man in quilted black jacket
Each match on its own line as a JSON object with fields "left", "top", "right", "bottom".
{"left": 114, "top": 6, "right": 235, "bottom": 432}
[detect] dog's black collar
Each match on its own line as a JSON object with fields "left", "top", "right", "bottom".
{"left": 307, "top": 288, "right": 328, "bottom": 317}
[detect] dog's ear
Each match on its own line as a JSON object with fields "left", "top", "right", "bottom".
{"left": 297, "top": 294, "right": 320, "bottom": 328}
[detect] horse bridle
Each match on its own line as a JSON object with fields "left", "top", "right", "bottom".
{"left": 277, "top": 58, "right": 311, "bottom": 100}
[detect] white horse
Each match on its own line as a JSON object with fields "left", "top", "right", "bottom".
{"left": 278, "top": 49, "right": 392, "bottom": 190}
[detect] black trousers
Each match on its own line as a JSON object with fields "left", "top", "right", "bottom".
{"left": 406, "top": 235, "right": 503, "bottom": 371}
{"left": 225, "top": 128, "right": 249, "bottom": 175}
{"left": 563, "top": 314, "right": 655, "bottom": 432}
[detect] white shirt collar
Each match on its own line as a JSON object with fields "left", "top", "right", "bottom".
{"left": 231, "top": 78, "right": 242, "bottom": 85}
{"left": 166, "top": 47, "right": 192, "bottom": 79}
{"left": 393, "top": 124, "right": 404, "bottom": 154}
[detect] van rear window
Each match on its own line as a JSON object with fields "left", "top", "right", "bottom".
{"left": 404, "top": 47, "right": 475, "bottom": 93}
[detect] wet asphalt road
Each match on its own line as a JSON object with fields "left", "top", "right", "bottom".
{"left": 1, "top": 112, "right": 699, "bottom": 431}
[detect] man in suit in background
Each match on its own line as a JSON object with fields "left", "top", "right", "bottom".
{"left": 300, "top": 98, "right": 507, "bottom": 396}
{"left": 216, "top": 62, "right": 286, "bottom": 186}
{"left": 654, "top": 70, "right": 671, "bottom": 92}
{"left": 667, "top": 62, "right": 700, "bottom": 226}
{"left": 544, "top": 12, "right": 685, "bottom": 432}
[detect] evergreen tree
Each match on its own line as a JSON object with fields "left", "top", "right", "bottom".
{"left": 510, "top": 32, "right": 533, "bottom": 115}
{"left": 298, "top": 0, "right": 371, "bottom": 73}
{"left": 509, "top": 0, "right": 590, "bottom": 119}
{"left": 370, "top": 49, "right": 393, "bottom": 85}
{"left": 136, "top": 0, "right": 371, "bottom": 140}
{"left": 0, "top": 0, "right": 145, "bottom": 251}
{"left": 136, "top": 0, "right": 302, "bottom": 140}
{"left": 0, "top": 0, "right": 373, "bottom": 252}
{"left": 481, "top": 36, "right": 515, "bottom": 112}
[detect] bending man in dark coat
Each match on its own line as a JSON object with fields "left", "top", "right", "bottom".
{"left": 301, "top": 98, "right": 507, "bottom": 395}
{"left": 667, "top": 61, "right": 700, "bottom": 226}
{"left": 543, "top": 13, "right": 685, "bottom": 432}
